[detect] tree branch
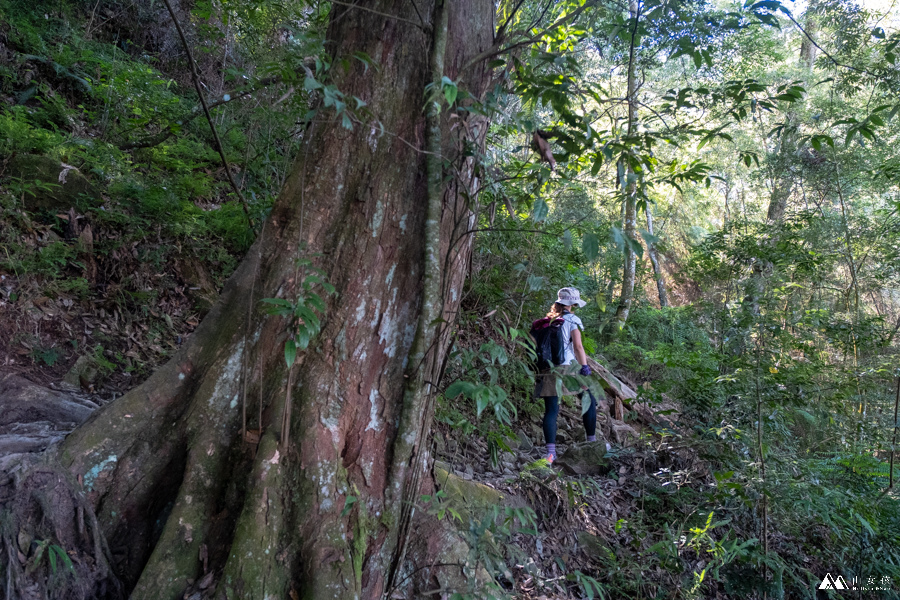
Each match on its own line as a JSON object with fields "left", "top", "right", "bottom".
{"left": 495, "top": 0, "right": 529, "bottom": 42}
{"left": 161, "top": 0, "right": 254, "bottom": 229}
{"left": 384, "top": 0, "right": 448, "bottom": 590}
{"left": 783, "top": 11, "right": 882, "bottom": 79}
{"left": 330, "top": 0, "right": 427, "bottom": 30}
{"left": 118, "top": 76, "right": 283, "bottom": 151}
{"left": 462, "top": 0, "right": 600, "bottom": 72}
{"left": 405, "top": 0, "right": 427, "bottom": 28}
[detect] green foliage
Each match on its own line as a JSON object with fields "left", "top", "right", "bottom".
{"left": 261, "top": 255, "right": 335, "bottom": 367}
{"left": 24, "top": 539, "right": 75, "bottom": 578}
{"left": 0, "top": 107, "right": 63, "bottom": 155}
{"left": 603, "top": 307, "right": 723, "bottom": 414}
{"left": 31, "top": 345, "right": 62, "bottom": 367}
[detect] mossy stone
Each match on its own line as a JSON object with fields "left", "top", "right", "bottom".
{"left": 577, "top": 531, "right": 614, "bottom": 563}
{"left": 555, "top": 441, "right": 611, "bottom": 476}
{"left": 434, "top": 462, "right": 504, "bottom": 525}
{"left": 63, "top": 353, "right": 100, "bottom": 388}
{"left": 7, "top": 154, "right": 99, "bottom": 212}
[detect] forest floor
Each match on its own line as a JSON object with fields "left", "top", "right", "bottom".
{"left": 0, "top": 158, "right": 847, "bottom": 598}
{"left": 1, "top": 327, "right": 711, "bottom": 600}
{"left": 429, "top": 377, "right": 722, "bottom": 599}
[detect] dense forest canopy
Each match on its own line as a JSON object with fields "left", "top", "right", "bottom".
{"left": 1, "top": 0, "right": 900, "bottom": 598}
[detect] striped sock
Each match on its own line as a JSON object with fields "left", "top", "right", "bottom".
{"left": 546, "top": 443, "right": 556, "bottom": 459}
{"left": 587, "top": 435, "right": 596, "bottom": 442}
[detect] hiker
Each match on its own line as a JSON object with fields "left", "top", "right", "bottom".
{"left": 532, "top": 287, "right": 598, "bottom": 463}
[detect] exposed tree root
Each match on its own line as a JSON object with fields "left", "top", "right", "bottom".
{"left": 1, "top": 457, "right": 122, "bottom": 600}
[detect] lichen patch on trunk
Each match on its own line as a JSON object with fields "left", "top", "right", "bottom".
{"left": 83, "top": 454, "right": 117, "bottom": 491}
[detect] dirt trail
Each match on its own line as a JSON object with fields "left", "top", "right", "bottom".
{"left": 427, "top": 358, "right": 694, "bottom": 597}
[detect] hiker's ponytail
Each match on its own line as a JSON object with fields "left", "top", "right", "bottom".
{"left": 545, "top": 302, "right": 568, "bottom": 320}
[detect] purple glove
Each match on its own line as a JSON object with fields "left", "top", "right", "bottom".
{"left": 579, "top": 364, "right": 591, "bottom": 376}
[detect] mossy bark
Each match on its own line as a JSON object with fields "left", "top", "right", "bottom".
{"left": 49, "top": 1, "right": 496, "bottom": 599}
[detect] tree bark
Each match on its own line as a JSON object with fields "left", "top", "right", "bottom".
{"left": 765, "top": 110, "right": 798, "bottom": 224}
{"left": 799, "top": 10, "right": 818, "bottom": 70}
{"left": 23, "top": 2, "right": 497, "bottom": 599}
{"left": 614, "top": 0, "right": 641, "bottom": 329}
{"left": 646, "top": 203, "right": 668, "bottom": 308}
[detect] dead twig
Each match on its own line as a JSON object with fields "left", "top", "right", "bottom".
{"left": 160, "top": 0, "right": 254, "bottom": 229}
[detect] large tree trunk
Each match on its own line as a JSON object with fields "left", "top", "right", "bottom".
{"left": 22, "top": 2, "right": 496, "bottom": 599}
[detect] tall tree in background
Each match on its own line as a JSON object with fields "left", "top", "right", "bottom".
{"left": 646, "top": 203, "right": 668, "bottom": 307}
{"left": 614, "top": 0, "right": 641, "bottom": 328}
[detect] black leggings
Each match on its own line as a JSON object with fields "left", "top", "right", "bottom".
{"left": 542, "top": 389, "right": 597, "bottom": 444}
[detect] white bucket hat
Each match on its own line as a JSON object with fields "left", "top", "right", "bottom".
{"left": 557, "top": 287, "right": 586, "bottom": 307}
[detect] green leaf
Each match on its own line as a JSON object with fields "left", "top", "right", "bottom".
{"left": 627, "top": 237, "right": 644, "bottom": 259}
{"left": 53, "top": 546, "right": 74, "bottom": 573}
{"left": 306, "top": 294, "right": 327, "bottom": 312}
{"left": 749, "top": 0, "right": 783, "bottom": 10}
{"left": 445, "top": 381, "right": 475, "bottom": 398}
{"left": 303, "top": 75, "right": 323, "bottom": 91}
{"left": 284, "top": 339, "right": 297, "bottom": 367}
{"left": 260, "top": 297, "right": 294, "bottom": 316}
{"left": 795, "top": 409, "right": 816, "bottom": 424}
{"left": 443, "top": 83, "right": 458, "bottom": 105}
{"left": 714, "top": 470, "right": 735, "bottom": 482}
{"left": 261, "top": 298, "right": 294, "bottom": 307}
{"left": 294, "top": 327, "right": 309, "bottom": 350}
{"left": 591, "top": 154, "right": 604, "bottom": 176}
{"left": 295, "top": 304, "right": 321, "bottom": 331}
{"left": 563, "top": 375, "right": 581, "bottom": 392}
{"left": 475, "top": 390, "right": 489, "bottom": 417}
{"left": 582, "top": 232, "right": 600, "bottom": 261}
{"left": 811, "top": 134, "right": 834, "bottom": 149}
{"left": 341, "top": 495, "right": 358, "bottom": 517}
{"left": 755, "top": 12, "right": 781, "bottom": 27}
{"left": 581, "top": 394, "right": 594, "bottom": 416}
{"left": 773, "top": 93, "right": 799, "bottom": 102}
{"left": 532, "top": 198, "right": 549, "bottom": 222}
{"left": 692, "top": 51, "right": 702, "bottom": 69}
{"left": 441, "top": 76, "right": 458, "bottom": 105}
{"left": 610, "top": 226, "right": 625, "bottom": 249}
{"left": 856, "top": 513, "right": 876, "bottom": 536}
{"left": 639, "top": 229, "right": 659, "bottom": 246}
